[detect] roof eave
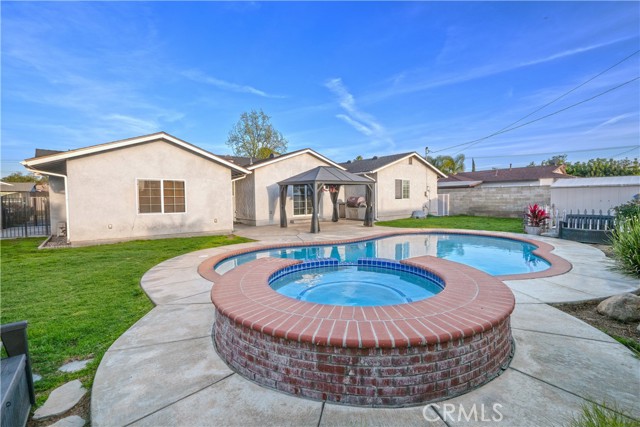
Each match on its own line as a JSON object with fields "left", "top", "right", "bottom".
{"left": 246, "top": 149, "right": 346, "bottom": 171}
{"left": 369, "top": 152, "right": 447, "bottom": 177}
{"left": 22, "top": 132, "right": 251, "bottom": 175}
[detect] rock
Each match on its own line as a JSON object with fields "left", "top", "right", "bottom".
{"left": 32, "top": 380, "right": 87, "bottom": 420}
{"left": 47, "top": 415, "right": 86, "bottom": 427}
{"left": 58, "top": 359, "right": 93, "bottom": 373}
{"left": 596, "top": 293, "right": 640, "bottom": 322}
{"left": 637, "top": 323, "right": 640, "bottom": 334}
{"left": 33, "top": 373, "right": 42, "bottom": 382}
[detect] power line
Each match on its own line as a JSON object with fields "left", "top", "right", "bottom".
{"left": 438, "top": 76, "right": 639, "bottom": 153}
{"left": 612, "top": 146, "right": 640, "bottom": 159}
{"left": 471, "top": 144, "right": 639, "bottom": 159}
{"left": 431, "top": 50, "right": 640, "bottom": 154}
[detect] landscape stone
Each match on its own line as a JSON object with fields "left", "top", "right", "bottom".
{"left": 33, "top": 380, "right": 87, "bottom": 420}
{"left": 47, "top": 415, "right": 86, "bottom": 427}
{"left": 33, "top": 373, "right": 42, "bottom": 382}
{"left": 596, "top": 293, "right": 640, "bottom": 322}
{"left": 58, "top": 359, "right": 93, "bottom": 373}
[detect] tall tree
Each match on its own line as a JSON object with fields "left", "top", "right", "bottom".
{"left": 538, "top": 155, "right": 639, "bottom": 177}
{"left": 1, "top": 172, "right": 47, "bottom": 183}
{"left": 226, "top": 109, "right": 288, "bottom": 159}
{"left": 471, "top": 158, "right": 476, "bottom": 172}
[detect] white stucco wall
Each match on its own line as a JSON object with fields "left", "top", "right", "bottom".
{"left": 234, "top": 175, "right": 256, "bottom": 224}
{"left": 235, "top": 153, "right": 335, "bottom": 226}
{"left": 65, "top": 140, "right": 235, "bottom": 243}
{"left": 48, "top": 176, "right": 67, "bottom": 233}
{"left": 374, "top": 158, "right": 439, "bottom": 220}
{"left": 551, "top": 184, "right": 640, "bottom": 214}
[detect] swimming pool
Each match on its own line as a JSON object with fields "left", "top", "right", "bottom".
{"left": 269, "top": 260, "right": 444, "bottom": 306}
{"left": 214, "top": 233, "right": 550, "bottom": 276}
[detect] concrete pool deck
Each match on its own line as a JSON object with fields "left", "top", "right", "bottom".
{"left": 91, "top": 223, "right": 640, "bottom": 426}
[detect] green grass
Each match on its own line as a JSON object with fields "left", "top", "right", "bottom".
{"left": 568, "top": 401, "right": 638, "bottom": 427}
{"left": 611, "top": 335, "right": 640, "bottom": 358}
{"left": 0, "top": 235, "right": 251, "bottom": 405}
{"left": 376, "top": 215, "right": 524, "bottom": 233}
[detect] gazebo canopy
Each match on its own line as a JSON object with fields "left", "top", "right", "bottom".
{"left": 278, "top": 166, "right": 374, "bottom": 186}
{"left": 278, "top": 166, "right": 376, "bottom": 233}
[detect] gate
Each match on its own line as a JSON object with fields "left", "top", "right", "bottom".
{"left": 1, "top": 194, "right": 50, "bottom": 238}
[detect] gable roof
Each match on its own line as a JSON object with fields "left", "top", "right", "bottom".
{"left": 22, "top": 132, "right": 251, "bottom": 175}
{"left": 341, "top": 152, "right": 446, "bottom": 177}
{"left": 439, "top": 165, "right": 572, "bottom": 184}
{"left": 278, "top": 166, "right": 375, "bottom": 186}
{"left": 0, "top": 182, "right": 35, "bottom": 193}
{"left": 217, "top": 148, "right": 344, "bottom": 171}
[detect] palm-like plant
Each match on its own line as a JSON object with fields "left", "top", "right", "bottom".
{"left": 526, "top": 204, "right": 549, "bottom": 227}
{"left": 427, "top": 154, "right": 465, "bottom": 175}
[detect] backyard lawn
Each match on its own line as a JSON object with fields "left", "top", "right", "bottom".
{"left": 376, "top": 214, "right": 524, "bottom": 233}
{"left": 0, "top": 235, "right": 251, "bottom": 406}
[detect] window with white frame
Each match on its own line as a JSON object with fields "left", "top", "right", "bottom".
{"left": 395, "top": 179, "right": 410, "bottom": 199}
{"left": 138, "top": 180, "right": 185, "bottom": 214}
{"left": 293, "top": 184, "right": 313, "bottom": 216}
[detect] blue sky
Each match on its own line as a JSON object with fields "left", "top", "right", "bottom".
{"left": 2, "top": 1, "right": 639, "bottom": 176}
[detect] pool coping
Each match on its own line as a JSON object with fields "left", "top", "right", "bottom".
{"left": 211, "top": 255, "right": 516, "bottom": 348}
{"left": 198, "top": 230, "right": 572, "bottom": 284}
{"left": 91, "top": 225, "right": 640, "bottom": 426}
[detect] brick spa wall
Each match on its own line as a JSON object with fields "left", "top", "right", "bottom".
{"left": 440, "top": 186, "right": 550, "bottom": 218}
{"left": 211, "top": 256, "right": 515, "bottom": 407}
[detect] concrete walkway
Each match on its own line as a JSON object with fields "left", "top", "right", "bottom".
{"left": 92, "top": 223, "right": 640, "bottom": 426}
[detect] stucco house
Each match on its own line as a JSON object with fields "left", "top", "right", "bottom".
{"left": 218, "top": 149, "right": 344, "bottom": 226}
{"left": 22, "top": 133, "right": 446, "bottom": 244}
{"left": 438, "top": 165, "right": 575, "bottom": 217}
{"left": 21, "top": 132, "right": 250, "bottom": 244}
{"left": 341, "top": 152, "right": 446, "bottom": 220}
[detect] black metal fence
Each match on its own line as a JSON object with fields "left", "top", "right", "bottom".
{"left": 1, "top": 194, "right": 50, "bottom": 238}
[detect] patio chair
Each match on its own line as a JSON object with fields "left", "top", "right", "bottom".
{"left": 1, "top": 321, "right": 36, "bottom": 427}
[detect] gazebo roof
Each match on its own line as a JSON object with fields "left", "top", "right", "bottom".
{"left": 278, "top": 166, "right": 375, "bottom": 186}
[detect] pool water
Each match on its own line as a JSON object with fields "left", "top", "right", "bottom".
{"left": 270, "top": 265, "right": 443, "bottom": 306}
{"left": 215, "top": 233, "right": 550, "bottom": 276}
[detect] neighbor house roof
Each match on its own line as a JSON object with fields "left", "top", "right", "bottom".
{"left": 0, "top": 182, "right": 36, "bottom": 193}
{"left": 439, "top": 165, "right": 572, "bottom": 185}
{"left": 218, "top": 148, "right": 344, "bottom": 171}
{"left": 278, "top": 166, "right": 375, "bottom": 186}
{"left": 22, "top": 132, "right": 251, "bottom": 176}
{"left": 341, "top": 152, "right": 446, "bottom": 178}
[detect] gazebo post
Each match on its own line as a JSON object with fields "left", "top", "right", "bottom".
{"left": 330, "top": 184, "right": 340, "bottom": 222}
{"left": 364, "top": 183, "right": 374, "bottom": 227}
{"left": 310, "top": 183, "right": 320, "bottom": 233}
{"left": 279, "top": 184, "right": 288, "bottom": 228}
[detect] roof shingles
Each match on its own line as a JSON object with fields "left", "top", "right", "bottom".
{"left": 439, "top": 165, "right": 572, "bottom": 183}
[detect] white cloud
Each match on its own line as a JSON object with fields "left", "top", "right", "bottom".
{"left": 325, "top": 78, "right": 391, "bottom": 145}
{"left": 182, "top": 69, "right": 284, "bottom": 98}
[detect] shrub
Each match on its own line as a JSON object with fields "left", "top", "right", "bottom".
{"left": 568, "top": 401, "right": 637, "bottom": 427}
{"left": 525, "top": 204, "right": 549, "bottom": 227}
{"left": 613, "top": 199, "right": 640, "bottom": 222}
{"left": 611, "top": 216, "right": 640, "bottom": 277}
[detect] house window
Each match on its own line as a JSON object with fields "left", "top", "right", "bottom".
{"left": 293, "top": 184, "right": 313, "bottom": 216}
{"left": 408, "top": 157, "right": 413, "bottom": 165}
{"left": 395, "top": 180, "right": 410, "bottom": 199}
{"left": 138, "top": 180, "right": 185, "bottom": 214}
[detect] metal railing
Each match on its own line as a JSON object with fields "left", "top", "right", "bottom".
{"left": 1, "top": 194, "right": 50, "bottom": 239}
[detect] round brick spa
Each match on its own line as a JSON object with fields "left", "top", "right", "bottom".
{"left": 211, "top": 255, "right": 515, "bottom": 407}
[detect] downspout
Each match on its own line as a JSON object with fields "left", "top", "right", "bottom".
{"left": 25, "top": 167, "right": 71, "bottom": 243}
